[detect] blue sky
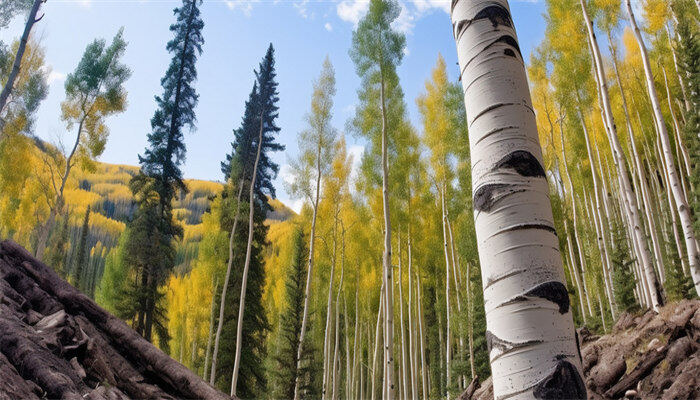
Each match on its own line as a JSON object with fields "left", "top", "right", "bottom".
{"left": 1, "top": 0, "right": 547, "bottom": 211}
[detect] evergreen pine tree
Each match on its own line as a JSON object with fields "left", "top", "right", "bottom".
{"left": 272, "top": 227, "right": 319, "bottom": 400}
{"left": 73, "top": 205, "right": 91, "bottom": 291}
{"left": 611, "top": 219, "right": 638, "bottom": 313}
{"left": 213, "top": 44, "right": 282, "bottom": 397}
{"left": 664, "top": 221, "right": 695, "bottom": 301}
{"left": 673, "top": 1, "right": 700, "bottom": 234}
{"left": 125, "top": 0, "right": 203, "bottom": 343}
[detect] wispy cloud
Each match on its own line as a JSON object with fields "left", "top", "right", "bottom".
{"left": 225, "top": 0, "right": 259, "bottom": 16}
{"left": 47, "top": 71, "right": 66, "bottom": 85}
{"left": 324, "top": 22, "right": 333, "bottom": 31}
{"left": 336, "top": 0, "right": 449, "bottom": 34}
{"left": 337, "top": 0, "right": 370, "bottom": 25}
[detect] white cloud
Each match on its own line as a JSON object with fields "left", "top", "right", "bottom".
{"left": 225, "top": 0, "right": 258, "bottom": 16}
{"left": 347, "top": 144, "right": 364, "bottom": 185}
{"left": 337, "top": 0, "right": 370, "bottom": 25}
{"left": 47, "top": 71, "right": 66, "bottom": 85}
{"left": 294, "top": 0, "right": 313, "bottom": 19}
{"left": 336, "top": 0, "right": 450, "bottom": 34}
{"left": 279, "top": 163, "right": 296, "bottom": 186}
{"left": 324, "top": 22, "right": 333, "bottom": 32}
{"left": 403, "top": 47, "right": 410, "bottom": 56}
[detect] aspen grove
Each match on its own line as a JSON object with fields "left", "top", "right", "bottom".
{"left": 0, "top": 0, "right": 699, "bottom": 399}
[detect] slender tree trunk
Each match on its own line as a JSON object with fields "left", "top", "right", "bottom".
{"left": 203, "top": 278, "right": 218, "bottom": 380}
{"left": 582, "top": 0, "right": 661, "bottom": 311}
{"left": 397, "top": 232, "right": 409, "bottom": 400}
{"left": 293, "top": 140, "right": 325, "bottom": 400}
{"left": 560, "top": 120, "right": 593, "bottom": 318}
{"left": 451, "top": 1, "right": 585, "bottom": 398}
{"left": 332, "top": 231, "right": 346, "bottom": 400}
{"left": 323, "top": 216, "right": 339, "bottom": 400}
{"left": 625, "top": 0, "right": 700, "bottom": 296}
{"left": 466, "top": 261, "right": 475, "bottom": 380}
{"left": 662, "top": 67, "right": 691, "bottom": 177}
{"left": 416, "top": 268, "right": 428, "bottom": 400}
{"left": 379, "top": 65, "right": 395, "bottom": 400}
{"left": 371, "top": 283, "right": 384, "bottom": 400}
{"left": 352, "top": 289, "right": 359, "bottom": 398}
{"left": 230, "top": 108, "right": 265, "bottom": 396}
{"left": 665, "top": 24, "right": 691, "bottom": 113}
{"left": 439, "top": 187, "right": 452, "bottom": 395}
{"left": 407, "top": 231, "right": 418, "bottom": 400}
{"left": 209, "top": 180, "right": 244, "bottom": 385}
{"left": 446, "top": 216, "right": 466, "bottom": 389}
{"left": 0, "top": 0, "right": 43, "bottom": 120}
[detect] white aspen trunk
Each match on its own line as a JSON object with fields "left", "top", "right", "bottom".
{"left": 655, "top": 139, "right": 691, "bottom": 276}
{"left": 371, "top": 283, "right": 384, "bottom": 400}
{"left": 439, "top": 187, "right": 452, "bottom": 395}
{"left": 332, "top": 232, "right": 346, "bottom": 400}
{"left": 446, "top": 215, "right": 466, "bottom": 389}
{"left": 352, "top": 288, "right": 359, "bottom": 399}
{"left": 397, "top": 232, "right": 410, "bottom": 400}
{"left": 665, "top": 24, "right": 691, "bottom": 113}
{"left": 626, "top": 0, "right": 700, "bottom": 296}
{"left": 345, "top": 297, "right": 352, "bottom": 400}
{"left": 597, "top": 292, "right": 607, "bottom": 333}
{"left": 576, "top": 106, "right": 615, "bottom": 317}
{"left": 323, "top": 217, "right": 339, "bottom": 400}
{"left": 582, "top": 0, "right": 661, "bottom": 311}
{"left": 451, "top": 1, "right": 585, "bottom": 398}
{"left": 466, "top": 262, "right": 475, "bottom": 380}
{"left": 560, "top": 122, "right": 593, "bottom": 318}
{"left": 293, "top": 139, "right": 324, "bottom": 400}
{"left": 209, "top": 180, "right": 245, "bottom": 385}
{"left": 416, "top": 268, "right": 428, "bottom": 400}
{"left": 564, "top": 215, "right": 587, "bottom": 320}
{"left": 378, "top": 63, "right": 396, "bottom": 400}
{"left": 662, "top": 67, "right": 692, "bottom": 177}
{"left": 407, "top": 231, "right": 419, "bottom": 400}
{"left": 630, "top": 133, "right": 666, "bottom": 283}
{"left": 585, "top": 187, "right": 616, "bottom": 316}
{"left": 230, "top": 108, "right": 265, "bottom": 396}
{"left": 203, "top": 278, "right": 218, "bottom": 380}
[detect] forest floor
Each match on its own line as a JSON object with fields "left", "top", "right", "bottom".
{"left": 469, "top": 299, "right": 699, "bottom": 400}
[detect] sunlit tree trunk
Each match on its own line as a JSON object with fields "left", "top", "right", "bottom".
{"left": 581, "top": 0, "right": 661, "bottom": 311}
{"left": 377, "top": 59, "right": 396, "bottom": 400}
{"left": 438, "top": 186, "right": 452, "bottom": 395}
{"left": 397, "top": 232, "right": 410, "bottom": 400}
{"left": 209, "top": 180, "right": 244, "bottom": 385}
{"left": 416, "top": 267, "right": 428, "bottom": 400}
{"left": 203, "top": 278, "right": 218, "bottom": 380}
{"left": 662, "top": 67, "right": 691, "bottom": 177}
{"left": 332, "top": 230, "right": 346, "bottom": 400}
{"left": 293, "top": 129, "right": 326, "bottom": 400}
{"left": 625, "top": 0, "right": 700, "bottom": 296}
{"left": 407, "top": 230, "right": 418, "bottom": 400}
{"left": 451, "top": 1, "right": 585, "bottom": 398}
{"left": 323, "top": 216, "right": 339, "bottom": 400}
{"left": 371, "top": 283, "right": 384, "bottom": 400}
{"left": 230, "top": 109, "right": 265, "bottom": 396}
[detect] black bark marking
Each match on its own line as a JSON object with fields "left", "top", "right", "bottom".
{"left": 473, "top": 4, "right": 513, "bottom": 29}
{"left": 483, "top": 35, "right": 522, "bottom": 59}
{"left": 473, "top": 183, "right": 508, "bottom": 212}
{"left": 495, "top": 150, "right": 545, "bottom": 178}
{"left": 575, "top": 330, "right": 582, "bottom": 363}
{"left": 486, "top": 330, "right": 543, "bottom": 360}
{"left": 533, "top": 360, "right": 586, "bottom": 400}
{"left": 504, "top": 48, "right": 516, "bottom": 57}
{"left": 473, "top": 125, "right": 518, "bottom": 147}
{"left": 525, "top": 281, "right": 570, "bottom": 314}
{"left": 484, "top": 268, "right": 526, "bottom": 291}
{"left": 470, "top": 102, "right": 517, "bottom": 127}
{"left": 500, "top": 223, "right": 557, "bottom": 235}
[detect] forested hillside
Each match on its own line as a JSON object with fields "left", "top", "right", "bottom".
{"left": 1, "top": 0, "right": 699, "bottom": 399}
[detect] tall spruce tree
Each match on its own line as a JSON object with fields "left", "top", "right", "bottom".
{"left": 126, "top": 0, "right": 203, "bottom": 343}
{"left": 73, "top": 205, "right": 91, "bottom": 291}
{"left": 611, "top": 219, "right": 637, "bottom": 313}
{"left": 212, "top": 44, "right": 282, "bottom": 398}
{"left": 272, "top": 227, "right": 319, "bottom": 400}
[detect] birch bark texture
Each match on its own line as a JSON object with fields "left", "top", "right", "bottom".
{"left": 451, "top": 1, "right": 585, "bottom": 398}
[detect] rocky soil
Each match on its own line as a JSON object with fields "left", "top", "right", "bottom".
{"left": 468, "top": 299, "right": 699, "bottom": 400}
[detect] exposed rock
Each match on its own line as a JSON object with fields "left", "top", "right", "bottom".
{"left": 0, "top": 240, "right": 230, "bottom": 400}
{"left": 472, "top": 299, "right": 700, "bottom": 400}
